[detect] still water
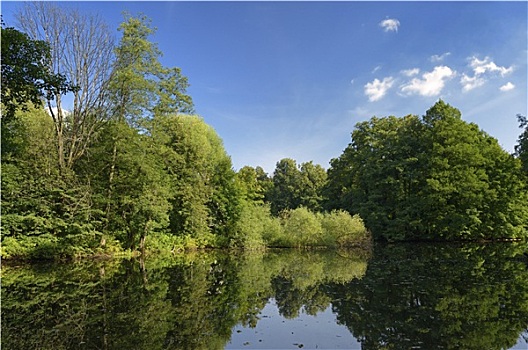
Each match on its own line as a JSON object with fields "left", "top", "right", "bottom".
{"left": 2, "top": 243, "right": 528, "bottom": 349}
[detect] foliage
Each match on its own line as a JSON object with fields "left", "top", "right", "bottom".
{"left": 326, "top": 100, "right": 528, "bottom": 241}
{"left": 280, "top": 207, "right": 323, "bottom": 247}
{"left": 152, "top": 114, "right": 241, "bottom": 246}
{"left": 15, "top": 2, "right": 114, "bottom": 170}
{"left": 515, "top": 114, "right": 528, "bottom": 174}
{"left": 231, "top": 203, "right": 272, "bottom": 250}
{"left": 236, "top": 166, "right": 269, "bottom": 204}
{"left": 269, "top": 158, "right": 327, "bottom": 215}
{"left": 321, "top": 211, "right": 370, "bottom": 248}
{"left": 108, "top": 12, "right": 193, "bottom": 126}
{"left": 0, "top": 24, "right": 75, "bottom": 121}
{"left": 1, "top": 107, "right": 102, "bottom": 260}
{"left": 265, "top": 207, "right": 370, "bottom": 248}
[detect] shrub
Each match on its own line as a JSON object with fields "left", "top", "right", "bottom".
{"left": 321, "top": 210, "right": 369, "bottom": 247}
{"left": 280, "top": 207, "right": 323, "bottom": 247}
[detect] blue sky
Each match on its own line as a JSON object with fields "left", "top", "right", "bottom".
{"left": 2, "top": 1, "right": 527, "bottom": 173}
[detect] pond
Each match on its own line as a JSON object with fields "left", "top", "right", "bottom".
{"left": 2, "top": 243, "right": 528, "bottom": 349}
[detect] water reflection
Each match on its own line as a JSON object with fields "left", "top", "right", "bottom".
{"left": 2, "top": 244, "right": 527, "bottom": 349}
{"left": 328, "top": 243, "right": 528, "bottom": 350}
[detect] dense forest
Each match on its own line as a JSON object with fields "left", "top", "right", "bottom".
{"left": 1, "top": 4, "right": 527, "bottom": 260}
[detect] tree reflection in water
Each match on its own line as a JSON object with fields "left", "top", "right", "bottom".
{"left": 2, "top": 244, "right": 527, "bottom": 349}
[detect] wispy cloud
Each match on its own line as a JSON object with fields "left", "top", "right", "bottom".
{"left": 401, "top": 66, "right": 455, "bottom": 97}
{"left": 469, "top": 56, "right": 513, "bottom": 76}
{"left": 460, "top": 74, "right": 485, "bottom": 92}
{"left": 401, "top": 68, "right": 420, "bottom": 77}
{"left": 379, "top": 18, "right": 400, "bottom": 32}
{"left": 460, "top": 56, "right": 514, "bottom": 92}
{"left": 372, "top": 65, "right": 382, "bottom": 73}
{"left": 430, "top": 52, "right": 451, "bottom": 62}
{"left": 364, "top": 77, "right": 395, "bottom": 102}
{"left": 499, "top": 82, "right": 515, "bottom": 92}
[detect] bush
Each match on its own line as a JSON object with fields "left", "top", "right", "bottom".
{"left": 231, "top": 203, "right": 282, "bottom": 250}
{"left": 321, "top": 210, "right": 370, "bottom": 247}
{"left": 280, "top": 207, "right": 323, "bottom": 247}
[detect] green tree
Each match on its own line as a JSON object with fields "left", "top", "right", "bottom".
{"left": 269, "top": 158, "right": 327, "bottom": 215}
{"left": 1, "top": 24, "right": 74, "bottom": 121}
{"left": 327, "top": 101, "right": 528, "bottom": 241}
{"left": 77, "top": 120, "right": 171, "bottom": 251}
{"left": 236, "top": 166, "right": 267, "bottom": 204}
{"left": 99, "top": 13, "right": 194, "bottom": 248}
{"left": 326, "top": 114, "right": 427, "bottom": 240}
{"left": 108, "top": 12, "right": 193, "bottom": 126}
{"left": 152, "top": 114, "right": 241, "bottom": 246}
{"left": 269, "top": 158, "right": 302, "bottom": 215}
{"left": 298, "top": 161, "right": 328, "bottom": 212}
{"left": 1, "top": 107, "right": 97, "bottom": 259}
{"left": 420, "top": 101, "right": 527, "bottom": 240}
{"left": 515, "top": 114, "right": 528, "bottom": 174}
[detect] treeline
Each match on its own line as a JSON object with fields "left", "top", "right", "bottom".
{"left": 1, "top": 5, "right": 368, "bottom": 259}
{"left": 1, "top": 4, "right": 527, "bottom": 259}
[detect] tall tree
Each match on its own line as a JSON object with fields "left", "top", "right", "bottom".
{"left": 327, "top": 100, "right": 528, "bottom": 241}
{"left": 152, "top": 114, "right": 240, "bottom": 246}
{"left": 269, "top": 159, "right": 327, "bottom": 215}
{"left": 298, "top": 161, "right": 327, "bottom": 212}
{"left": 108, "top": 12, "right": 193, "bottom": 125}
{"left": 269, "top": 158, "right": 302, "bottom": 215}
{"left": 236, "top": 166, "right": 267, "bottom": 204}
{"left": 104, "top": 13, "right": 194, "bottom": 229}
{"left": 16, "top": 2, "right": 115, "bottom": 170}
{"left": 88, "top": 121, "right": 171, "bottom": 251}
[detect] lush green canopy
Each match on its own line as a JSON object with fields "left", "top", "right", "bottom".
{"left": 326, "top": 100, "right": 528, "bottom": 241}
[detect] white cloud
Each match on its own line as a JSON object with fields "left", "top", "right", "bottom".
{"left": 430, "top": 52, "right": 451, "bottom": 62}
{"left": 459, "top": 56, "right": 514, "bottom": 92}
{"left": 372, "top": 65, "right": 382, "bottom": 73}
{"left": 379, "top": 18, "right": 400, "bottom": 32}
{"left": 499, "top": 82, "right": 515, "bottom": 91}
{"left": 460, "top": 74, "right": 485, "bottom": 92}
{"left": 469, "top": 56, "right": 513, "bottom": 76}
{"left": 364, "top": 77, "right": 395, "bottom": 102}
{"left": 401, "top": 68, "right": 420, "bottom": 77}
{"left": 400, "top": 66, "right": 455, "bottom": 97}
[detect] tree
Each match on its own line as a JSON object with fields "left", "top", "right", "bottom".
{"left": 269, "top": 159, "right": 328, "bottom": 215}
{"left": 327, "top": 100, "right": 528, "bottom": 241}
{"left": 236, "top": 166, "right": 267, "bottom": 204}
{"left": 298, "top": 161, "right": 327, "bottom": 212}
{"left": 108, "top": 12, "right": 193, "bottom": 125}
{"left": 269, "top": 158, "right": 302, "bottom": 215}
{"left": 103, "top": 13, "right": 194, "bottom": 232}
{"left": 152, "top": 114, "right": 240, "bottom": 246}
{"left": 15, "top": 2, "right": 114, "bottom": 170}
{"left": 1, "top": 106, "right": 97, "bottom": 259}
{"left": 1, "top": 24, "right": 74, "bottom": 121}
{"left": 515, "top": 114, "right": 528, "bottom": 174}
